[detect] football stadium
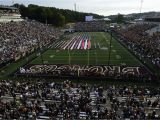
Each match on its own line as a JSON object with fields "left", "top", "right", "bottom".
{"left": 0, "top": 0, "right": 160, "bottom": 119}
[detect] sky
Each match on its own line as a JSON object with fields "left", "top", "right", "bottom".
{"left": 1, "top": 0, "right": 160, "bottom": 16}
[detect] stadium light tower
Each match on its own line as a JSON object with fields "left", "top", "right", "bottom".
{"left": 74, "top": 3, "right": 76, "bottom": 12}
{"left": 12, "top": 0, "right": 14, "bottom": 5}
{"left": 37, "top": 33, "right": 46, "bottom": 73}
{"left": 108, "top": 30, "right": 112, "bottom": 66}
{"left": 139, "top": 0, "right": 143, "bottom": 19}
{"left": 140, "top": 0, "right": 143, "bottom": 13}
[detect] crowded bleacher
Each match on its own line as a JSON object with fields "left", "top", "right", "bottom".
{"left": 0, "top": 21, "right": 62, "bottom": 66}
{"left": 0, "top": 80, "right": 159, "bottom": 119}
{"left": 75, "top": 21, "right": 106, "bottom": 32}
{"left": 113, "top": 23, "right": 160, "bottom": 68}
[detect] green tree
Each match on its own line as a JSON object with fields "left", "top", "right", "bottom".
{"left": 15, "top": 4, "right": 104, "bottom": 26}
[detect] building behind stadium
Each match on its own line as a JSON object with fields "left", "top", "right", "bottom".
{"left": 0, "top": 5, "right": 23, "bottom": 23}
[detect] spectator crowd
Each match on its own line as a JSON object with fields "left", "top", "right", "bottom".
{"left": 75, "top": 21, "right": 106, "bottom": 32}
{"left": 0, "top": 21, "right": 62, "bottom": 66}
{"left": 113, "top": 23, "right": 160, "bottom": 68}
{"left": 0, "top": 79, "right": 160, "bottom": 119}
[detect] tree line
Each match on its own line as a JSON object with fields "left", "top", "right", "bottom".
{"left": 14, "top": 4, "right": 104, "bottom": 26}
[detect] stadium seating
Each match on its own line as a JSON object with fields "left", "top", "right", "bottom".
{"left": 75, "top": 21, "right": 106, "bottom": 32}
{"left": 0, "top": 21, "right": 62, "bottom": 66}
{"left": 113, "top": 23, "right": 160, "bottom": 68}
{"left": 0, "top": 80, "right": 160, "bottom": 119}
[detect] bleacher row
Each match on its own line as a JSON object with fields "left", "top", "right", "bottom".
{"left": 0, "top": 21, "right": 62, "bottom": 66}
{"left": 113, "top": 23, "right": 160, "bottom": 68}
{"left": 0, "top": 80, "right": 160, "bottom": 119}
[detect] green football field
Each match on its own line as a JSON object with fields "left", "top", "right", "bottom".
{"left": 31, "top": 32, "right": 142, "bottom": 66}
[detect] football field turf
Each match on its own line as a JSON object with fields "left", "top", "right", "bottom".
{"left": 31, "top": 32, "right": 142, "bottom": 66}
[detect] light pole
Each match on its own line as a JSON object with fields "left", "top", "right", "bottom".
{"left": 108, "top": 30, "right": 112, "bottom": 66}
{"left": 37, "top": 33, "right": 46, "bottom": 73}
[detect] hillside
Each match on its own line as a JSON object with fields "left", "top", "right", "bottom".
{"left": 13, "top": 4, "right": 104, "bottom": 26}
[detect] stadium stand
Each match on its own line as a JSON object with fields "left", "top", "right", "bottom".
{"left": 0, "top": 6, "right": 23, "bottom": 23}
{"left": 75, "top": 21, "right": 106, "bottom": 32}
{"left": 0, "top": 21, "right": 62, "bottom": 67}
{"left": 0, "top": 80, "right": 160, "bottom": 119}
{"left": 112, "top": 23, "right": 160, "bottom": 69}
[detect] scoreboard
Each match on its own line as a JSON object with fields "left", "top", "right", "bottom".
{"left": 85, "top": 16, "right": 93, "bottom": 22}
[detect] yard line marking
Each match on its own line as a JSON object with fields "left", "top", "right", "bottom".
{"left": 112, "top": 50, "right": 116, "bottom": 53}
{"left": 101, "top": 47, "right": 108, "bottom": 50}
{"left": 50, "top": 55, "right": 55, "bottom": 58}
{"left": 121, "top": 63, "right": 126, "bottom": 66}
{"left": 94, "top": 42, "right": 96, "bottom": 48}
{"left": 98, "top": 42, "right": 101, "bottom": 49}
{"left": 116, "top": 55, "right": 121, "bottom": 59}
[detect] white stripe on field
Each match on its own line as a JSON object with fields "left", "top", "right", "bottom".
{"left": 84, "top": 39, "right": 88, "bottom": 50}
{"left": 71, "top": 41, "right": 77, "bottom": 50}
{"left": 60, "top": 41, "right": 65, "bottom": 47}
{"left": 63, "top": 36, "right": 76, "bottom": 50}
{"left": 60, "top": 41, "right": 67, "bottom": 49}
{"left": 74, "top": 35, "right": 81, "bottom": 49}
{"left": 98, "top": 43, "right": 101, "bottom": 49}
{"left": 77, "top": 39, "right": 82, "bottom": 49}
